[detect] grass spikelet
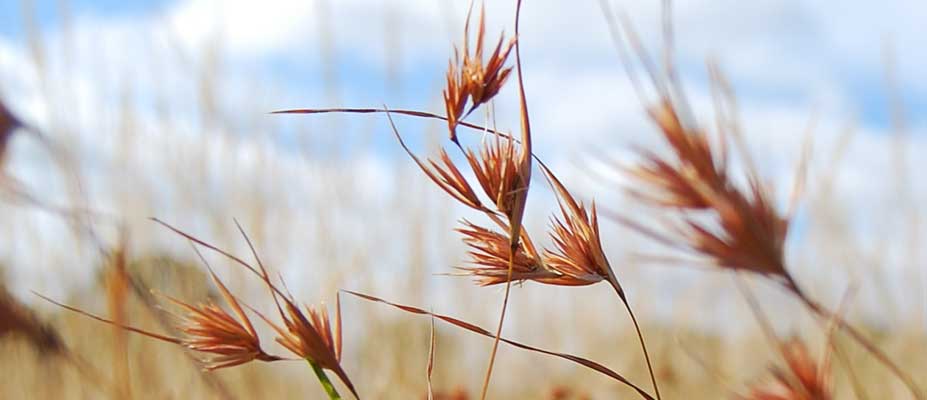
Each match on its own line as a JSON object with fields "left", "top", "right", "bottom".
{"left": 163, "top": 245, "right": 282, "bottom": 370}
{"left": 444, "top": 1, "right": 516, "bottom": 143}
{"left": 541, "top": 165, "right": 613, "bottom": 288}
{"left": 464, "top": 133, "right": 527, "bottom": 221}
{"left": 250, "top": 291, "right": 356, "bottom": 398}
{"left": 455, "top": 219, "right": 555, "bottom": 286}
{"left": 742, "top": 340, "right": 831, "bottom": 400}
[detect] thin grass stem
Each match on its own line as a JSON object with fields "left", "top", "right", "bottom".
{"left": 479, "top": 242, "right": 517, "bottom": 400}
{"left": 611, "top": 280, "right": 662, "bottom": 400}
{"left": 309, "top": 360, "right": 343, "bottom": 400}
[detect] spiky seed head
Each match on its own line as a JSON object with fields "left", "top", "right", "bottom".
{"left": 257, "top": 289, "right": 358, "bottom": 398}
{"left": 743, "top": 340, "right": 831, "bottom": 400}
{"left": 443, "top": 4, "right": 515, "bottom": 142}
{"left": 543, "top": 200, "right": 611, "bottom": 287}
{"left": 456, "top": 220, "right": 562, "bottom": 286}
{"left": 465, "top": 135, "right": 529, "bottom": 222}
{"left": 541, "top": 166, "right": 619, "bottom": 289}
{"left": 627, "top": 100, "right": 790, "bottom": 279}
{"left": 164, "top": 296, "right": 279, "bottom": 370}
{"left": 161, "top": 265, "right": 280, "bottom": 370}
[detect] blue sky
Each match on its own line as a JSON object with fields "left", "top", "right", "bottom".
{"left": 3, "top": 0, "right": 925, "bottom": 141}
{"left": 0, "top": 0, "right": 925, "bottom": 321}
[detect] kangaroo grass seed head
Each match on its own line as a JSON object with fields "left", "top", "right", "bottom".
{"left": 254, "top": 282, "right": 358, "bottom": 398}
{"left": 456, "top": 220, "right": 565, "bottom": 286}
{"left": 444, "top": 3, "right": 515, "bottom": 142}
{"left": 465, "top": 135, "right": 529, "bottom": 224}
{"left": 543, "top": 200, "right": 610, "bottom": 287}
{"left": 160, "top": 294, "right": 280, "bottom": 370}
{"left": 742, "top": 340, "right": 831, "bottom": 400}
{"left": 623, "top": 97, "right": 790, "bottom": 280}
{"left": 629, "top": 105, "right": 728, "bottom": 210}
{"left": 540, "top": 164, "right": 624, "bottom": 292}
{"left": 155, "top": 261, "right": 280, "bottom": 370}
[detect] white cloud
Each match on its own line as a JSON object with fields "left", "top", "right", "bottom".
{"left": 0, "top": 0, "right": 924, "bottom": 327}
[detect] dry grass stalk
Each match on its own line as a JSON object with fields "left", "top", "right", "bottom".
{"left": 345, "top": 290, "right": 655, "bottom": 400}
{"left": 540, "top": 164, "right": 662, "bottom": 400}
{"left": 426, "top": 316, "right": 437, "bottom": 400}
{"left": 374, "top": 22, "right": 531, "bottom": 392}
{"left": 104, "top": 237, "right": 131, "bottom": 398}
{"left": 42, "top": 220, "right": 362, "bottom": 399}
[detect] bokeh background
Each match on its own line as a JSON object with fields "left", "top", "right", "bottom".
{"left": 0, "top": 0, "right": 925, "bottom": 398}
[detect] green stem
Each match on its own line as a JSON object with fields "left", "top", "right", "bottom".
{"left": 308, "top": 360, "right": 342, "bottom": 400}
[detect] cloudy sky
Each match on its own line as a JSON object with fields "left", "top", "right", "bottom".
{"left": 0, "top": 0, "right": 925, "bottom": 324}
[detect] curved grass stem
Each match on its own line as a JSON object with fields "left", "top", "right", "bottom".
{"left": 309, "top": 360, "right": 343, "bottom": 400}
{"left": 611, "top": 281, "right": 662, "bottom": 400}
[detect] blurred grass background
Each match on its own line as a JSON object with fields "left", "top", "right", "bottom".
{"left": 0, "top": 0, "right": 925, "bottom": 398}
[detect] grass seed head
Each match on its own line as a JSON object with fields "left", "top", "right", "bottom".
{"left": 543, "top": 200, "right": 610, "bottom": 287}
{"left": 163, "top": 296, "right": 280, "bottom": 370}
{"left": 629, "top": 102, "right": 728, "bottom": 210}
{"left": 743, "top": 340, "right": 831, "bottom": 400}
{"left": 444, "top": 4, "right": 515, "bottom": 142}
{"left": 160, "top": 264, "right": 281, "bottom": 370}
{"left": 541, "top": 166, "right": 619, "bottom": 290}
{"left": 465, "top": 135, "right": 529, "bottom": 223}
{"left": 456, "top": 220, "right": 561, "bottom": 286}
{"left": 629, "top": 100, "right": 789, "bottom": 279}
{"left": 258, "top": 286, "right": 358, "bottom": 398}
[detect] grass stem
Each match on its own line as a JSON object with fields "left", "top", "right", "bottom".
{"left": 309, "top": 360, "right": 343, "bottom": 400}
